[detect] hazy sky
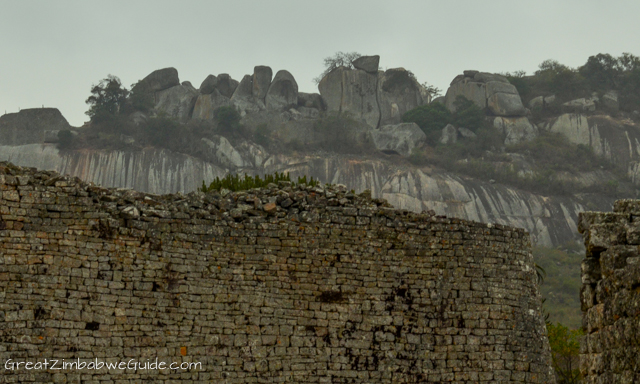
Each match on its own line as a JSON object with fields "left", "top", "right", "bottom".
{"left": 2, "top": 1, "right": 639, "bottom": 126}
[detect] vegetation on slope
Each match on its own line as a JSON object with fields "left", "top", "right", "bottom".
{"left": 505, "top": 52, "right": 640, "bottom": 115}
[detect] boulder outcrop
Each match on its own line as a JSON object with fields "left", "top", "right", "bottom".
{"left": 154, "top": 83, "right": 199, "bottom": 123}
{"left": 370, "top": 122, "right": 426, "bottom": 157}
{"left": 562, "top": 97, "right": 596, "bottom": 113}
{"left": 199, "top": 74, "right": 218, "bottom": 94}
{"left": 265, "top": 70, "right": 298, "bottom": 111}
{"left": 252, "top": 65, "right": 273, "bottom": 103}
{"left": 445, "top": 71, "right": 526, "bottom": 116}
{"left": 352, "top": 55, "right": 379, "bottom": 73}
{"left": 230, "top": 74, "right": 260, "bottom": 115}
{"left": 214, "top": 74, "right": 239, "bottom": 98}
{"left": 494, "top": 116, "right": 538, "bottom": 145}
{"left": 541, "top": 113, "right": 640, "bottom": 166}
{"left": 0, "top": 108, "right": 71, "bottom": 146}
{"left": 318, "top": 65, "right": 428, "bottom": 129}
{"left": 377, "top": 68, "right": 429, "bottom": 126}
{"left": 192, "top": 90, "right": 231, "bottom": 120}
{"left": 297, "top": 92, "right": 325, "bottom": 110}
{"left": 132, "top": 67, "right": 179, "bottom": 94}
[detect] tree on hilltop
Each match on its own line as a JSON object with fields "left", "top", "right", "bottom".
{"left": 85, "top": 75, "right": 129, "bottom": 122}
{"left": 313, "top": 51, "right": 362, "bottom": 84}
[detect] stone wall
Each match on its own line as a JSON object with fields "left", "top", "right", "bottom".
{"left": 578, "top": 200, "right": 640, "bottom": 383}
{"left": 0, "top": 162, "right": 555, "bottom": 383}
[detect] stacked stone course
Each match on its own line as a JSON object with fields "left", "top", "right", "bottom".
{"left": 0, "top": 161, "right": 554, "bottom": 383}
{"left": 579, "top": 200, "right": 640, "bottom": 383}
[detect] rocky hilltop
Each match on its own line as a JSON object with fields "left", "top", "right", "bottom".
{"left": 1, "top": 54, "right": 638, "bottom": 247}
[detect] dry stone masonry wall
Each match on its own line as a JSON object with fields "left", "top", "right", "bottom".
{"left": 0, "top": 162, "right": 554, "bottom": 383}
{"left": 578, "top": 200, "right": 640, "bottom": 383}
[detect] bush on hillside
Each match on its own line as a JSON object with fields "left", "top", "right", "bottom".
{"left": 57, "top": 129, "right": 75, "bottom": 150}
{"left": 402, "top": 102, "right": 452, "bottom": 135}
{"left": 452, "top": 96, "right": 485, "bottom": 131}
{"left": 143, "top": 115, "right": 181, "bottom": 147}
{"left": 403, "top": 96, "right": 486, "bottom": 146}
{"left": 312, "top": 114, "right": 372, "bottom": 154}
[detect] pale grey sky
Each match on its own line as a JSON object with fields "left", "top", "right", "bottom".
{"left": 1, "top": 0, "right": 639, "bottom": 126}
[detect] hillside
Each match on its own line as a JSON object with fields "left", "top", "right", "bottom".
{"left": 2, "top": 52, "right": 640, "bottom": 327}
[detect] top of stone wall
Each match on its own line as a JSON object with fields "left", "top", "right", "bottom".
{"left": 0, "top": 161, "right": 528, "bottom": 234}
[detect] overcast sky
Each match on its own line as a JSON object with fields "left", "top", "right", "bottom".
{"left": 1, "top": 0, "right": 639, "bottom": 126}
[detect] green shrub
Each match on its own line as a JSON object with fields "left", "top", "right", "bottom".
{"left": 254, "top": 124, "right": 272, "bottom": 148}
{"left": 126, "top": 81, "right": 154, "bottom": 113}
{"left": 402, "top": 102, "right": 452, "bottom": 135}
{"left": 313, "top": 114, "right": 371, "bottom": 154}
{"left": 547, "top": 322, "right": 583, "bottom": 383}
{"left": 452, "top": 95, "right": 485, "bottom": 131}
{"left": 85, "top": 75, "right": 129, "bottom": 122}
{"left": 57, "top": 130, "right": 75, "bottom": 150}
{"left": 214, "top": 106, "right": 242, "bottom": 133}
{"left": 201, "top": 172, "right": 318, "bottom": 193}
{"left": 143, "top": 115, "right": 181, "bottom": 147}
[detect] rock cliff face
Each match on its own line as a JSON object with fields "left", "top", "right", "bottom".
{"left": 445, "top": 71, "right": 527, "bottom": 117}
{"left": 0, "top": 108, "right": 71, "bottom": 146}
{"left": 0, "top": 142, "right": 613, "bottom": 247}
{"left": 542, "top": 113, "right": 640, "bottom": 168}
{"left": 318, "top": 61, "right": 429, "bottom": 129}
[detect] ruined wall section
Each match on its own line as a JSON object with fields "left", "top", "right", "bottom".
{"left": 578, "top": 200, "right": 640, "bottom": 384}
{"left": 0, "top": 162, "right": 554, "bottom": 383}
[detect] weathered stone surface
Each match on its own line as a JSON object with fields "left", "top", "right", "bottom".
{"left": 265, "top": 70, "right": 298, "bottom": 111}
{"left": 297, "top": 92, "right": 325, "bottom": 110}
{"left": 296, "top": 106, "right": 320, "bottom": 119}
{"left": 494, "top": 116, "right": 538, "bottom": 145}
{"left": 319, "top": 66, "right": 427, "bottom": 129}
{"left": 192, "top": 90, "right": 231, "bottom": 120}
{"left": 200, "top": 136, "right": 245, "bottom": 168}
{"left": 215, "top": 73, "right": 239, "bottom": 98}
{"left": 445, "top": 80, "right": 487, "bottom": 112}
{"left": 352, "top": 55, "right": 380, "bottom": 73}
{"left": 231, "top": 75, "right": 260, "bottom": 115}
{"left": 377, "top": 68, "right": 428, "bottom": 126}
{"left": 0, "top": 108, "right": 71, "bottom": 145}
{"left": 132, "top": 67, "right": 179, "bottom": 94}
{"left": 199, "top": 74, "right": 218, "bottom": 94}
{"left": 371, "top": 122, "right": 426, "bottom": 157}
{"left": 0, "top": 160, "right": 556, "bottom": 383}
{"left": 319, "top": 67, "right": 380, "bottom": 128}
{"left": 440, "top": 123, "right": 457, "bottom": 144}
{"left": 154, "top": 83, "right": 199, "bottom": 123}
{"left": 529, "top": 96, "right": 544, "bottom": 110}
{"left": 458, "top": 127, "right": 477, "bottom": 139}
{"left": 562, "top": 97, "right": 596, "bottom": 113}
{"left": 579, "top": 201, "right": 640, "bottom": 383}
{"left": 252, "top": 65, "right": 273, "bottom": 101}
{"left": 540, "top": 113, "right": 640, "bottom": 171}
{"left": 317, "top": 67, "right": 345, "bottom": 112}
{"left": 485, "top": 81, "right": 519, "bottom": 97}
{"left": 445, "top": 72, "right": 526, "bottom": 116}
{"left": 474, "top": 72, "right": 509, "bottom": 83}
{"left": 487, "top": 92, "right": 527, "bottom": 116}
